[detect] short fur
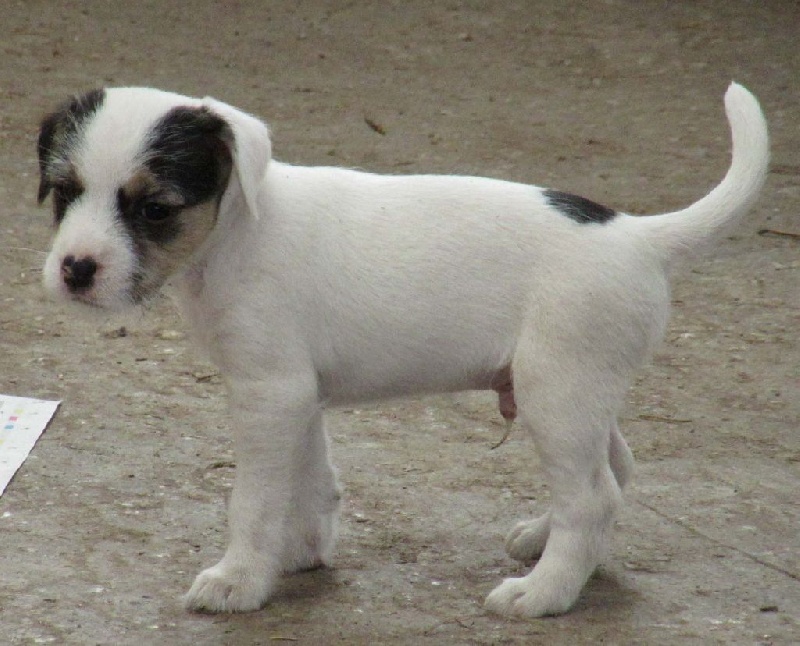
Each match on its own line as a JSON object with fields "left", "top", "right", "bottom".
{"left": 38, "top": 83, "right": 769, "bottom": 617}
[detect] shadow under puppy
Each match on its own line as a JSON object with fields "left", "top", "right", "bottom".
{"left": 37, "top": 83, "right": 768, "bottom": 617}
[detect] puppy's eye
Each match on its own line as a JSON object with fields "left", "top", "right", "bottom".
{"left": 141, "top": 202, "right": 173, "bottom": 222}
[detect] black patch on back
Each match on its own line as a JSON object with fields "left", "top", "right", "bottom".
{"left": 544, "top": 189, "right": 617, "bottom": 225}
{"left": 37, "top": 89, "right": 106, "bottom": 208}
{"left": 144, "top": 106, "right": 232, "bottom": 207}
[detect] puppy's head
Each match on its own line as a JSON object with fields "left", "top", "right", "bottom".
{"left": 38, "top": 87, "right": 270, "bottom": 309}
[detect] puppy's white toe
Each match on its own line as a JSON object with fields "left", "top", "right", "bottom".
{"left": 485, "top": 573, "right": 576, "bottom": 618}
{"left": 184, "top": 561, "right": 275, "bottom": 613}
{"left": 505, "top": 513, "right": 550, "bottom": 563}
{"left": 485, "top": 576, "right": 528, "bottom": 616}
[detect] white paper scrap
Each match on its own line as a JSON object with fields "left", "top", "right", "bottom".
{"left": 0, "top": 395, "right": 60, "bottom": 496}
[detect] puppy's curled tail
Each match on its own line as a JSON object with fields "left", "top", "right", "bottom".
{"left": 630, "top": 82, "right": 769, "bottom": 267}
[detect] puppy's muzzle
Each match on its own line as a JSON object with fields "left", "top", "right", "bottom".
{"left": 61, "top": 255, "right": 98, "bottom": 293}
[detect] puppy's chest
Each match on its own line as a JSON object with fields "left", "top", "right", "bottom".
{"left": 168, "top": 265, "right": 220, "bottom": 352}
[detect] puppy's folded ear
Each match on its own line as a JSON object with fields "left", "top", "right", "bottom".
{"left": 37, "top": 89, "right": 105, "bottom": 208}
{"left": 202, "top": 97, "right": 271, "bottom": 219}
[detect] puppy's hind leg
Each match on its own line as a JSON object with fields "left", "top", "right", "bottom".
{"left": 486, "top": 287, "right": 660, "bottom": 618}
{"left": 281, "top": 410, "right": 342, "bottom": 574}
{"left": 505, "top": 421, "right": 634, "bottom": 564}
{"left": 487, "top": 380, "right": 623, "bottom": 616}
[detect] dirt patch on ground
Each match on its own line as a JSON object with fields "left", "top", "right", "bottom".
{"left": 1, "top": 1, "right": 798, "bottom": 644}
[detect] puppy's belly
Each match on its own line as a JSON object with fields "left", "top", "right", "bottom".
{"left": 318, "top": 357, "right": 511, "bottom": 407}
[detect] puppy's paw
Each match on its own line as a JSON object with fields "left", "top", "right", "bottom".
{"left": 184, "top": 561, "right": 275, "bottom": 613}
{"left": 485, "top": 574, "right": 576, "bottom": 618}
{"left": 505, "top": 514, "right": 550, "bottom": 563}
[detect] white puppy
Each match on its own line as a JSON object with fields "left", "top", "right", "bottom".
{"left": 37, "top": 83, "right": 768, "bottom": 617}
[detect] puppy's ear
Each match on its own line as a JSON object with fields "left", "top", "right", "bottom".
{"left": 37, "top": 89, "right": 105, "bottom": 205}
{"left": 202, "top": 97, "right": 271, "bottom": 219}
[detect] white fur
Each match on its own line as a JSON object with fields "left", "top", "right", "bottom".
{"left": 42, "top": 83, "right": 769, "bottom": 617}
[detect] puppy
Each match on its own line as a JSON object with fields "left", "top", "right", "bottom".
{"left": 37, "top": 83, "right": 768, "bottom": 617}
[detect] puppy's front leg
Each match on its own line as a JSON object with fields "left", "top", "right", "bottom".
{"left": 184, "top": 373, "right": 320, "bottom": 613}
{"left": 280, "top": 410, "right": 342, "bottom": 574}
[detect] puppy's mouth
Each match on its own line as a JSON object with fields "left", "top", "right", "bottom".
{"left": 65, "top": 291, "right": 103, "bottom": 308}
{"left": 58, "top": 282, "right": 150, "bottom": 311}
{"left": 56, "top": 281, "right": 137, "bottom": 311}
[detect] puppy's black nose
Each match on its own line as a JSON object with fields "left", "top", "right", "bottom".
{"left": 62, "top": 255, "right": 98, "bottom": 293}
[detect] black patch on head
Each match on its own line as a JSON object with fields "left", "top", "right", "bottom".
{"left": 144, "top": 106, "right": 232, "bottom": 207}
{"left": 37, "top": 89, "right": 105, "bottom": 209}
{"left": 113, "top": 105, "right": 233, "bottom": 249}
{"left": 544, "top": 189, "right": 617, "bottom": 224}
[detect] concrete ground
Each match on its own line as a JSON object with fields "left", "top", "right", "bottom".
{"left": 0, "top": 1, "right": 797, "bottom": 644}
